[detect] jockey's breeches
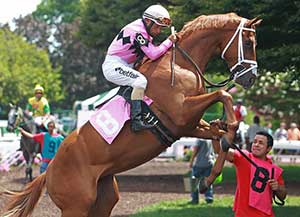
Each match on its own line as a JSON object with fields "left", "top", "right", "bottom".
{"left": 102, "top": 55, "right": 147, "bottom": 89}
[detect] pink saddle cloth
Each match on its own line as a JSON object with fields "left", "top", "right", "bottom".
{"left": 89, "top": 95, "right": 153, "bottom": 144}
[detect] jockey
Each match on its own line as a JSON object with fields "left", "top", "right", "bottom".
{"left": 102, "top": 4, "right": 177, "bottom": 132}
{"left": 25, "top": 84, "right": 51, "bottom": 131}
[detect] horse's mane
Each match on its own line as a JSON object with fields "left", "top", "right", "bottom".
{"left": 179, "top": 13, "right": 242, "bottom": 39}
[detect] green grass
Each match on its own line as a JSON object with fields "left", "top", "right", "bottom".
{"left": 131, "top": 196, "right": 300, "bottom": 217}
{"left": 131, "top": 165, "right": 300, "bottom": 217}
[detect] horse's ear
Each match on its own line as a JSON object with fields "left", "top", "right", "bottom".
{"left": 248, "top": 17, "right": 262, "bottom": 29}
{"left": 9, "top": 103, "right": 14, "bottom": 108}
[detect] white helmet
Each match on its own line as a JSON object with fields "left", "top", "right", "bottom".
{"left": 142, "top": 5, "right": 172, "bottom": 27}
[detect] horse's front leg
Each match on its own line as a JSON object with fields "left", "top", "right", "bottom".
{"left": 183, "top": 89, "right": 238, "bottom": 144}
{"left": 185, "top": 119, "right": 226, "bottom": 140}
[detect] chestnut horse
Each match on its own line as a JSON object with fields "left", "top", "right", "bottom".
{"left": 2, "top": 13, "right": 261, "bottom": 217}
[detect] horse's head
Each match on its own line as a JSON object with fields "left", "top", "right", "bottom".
{"left": 177, "top": 13, "right": 262, "bottom": 90}
{"left": 220, "top": 15, "right": 262, "bottom": 89}
{"left": 7, "top": 104, "right": 24, "bottom": 132}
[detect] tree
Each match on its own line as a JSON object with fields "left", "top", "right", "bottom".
{"left": 14, "top": 0, "right": 108, "bottom": 107}
{"left": 79, "top": 0, "right": 165, "bottom": 49}
{"left": 33, "top": 0, "right": 81, "bottom": 24}
{"left": 0, "top": 27, "right": 63, "bottom": 113}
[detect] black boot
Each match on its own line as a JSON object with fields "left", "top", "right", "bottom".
{"left": 130, "top": 100, "right": 154, "bottom": 132}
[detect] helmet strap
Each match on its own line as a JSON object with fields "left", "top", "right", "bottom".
{"left": 142, "top": 19, "right": 155, "bottom": 37}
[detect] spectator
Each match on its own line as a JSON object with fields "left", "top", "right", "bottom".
{"left": 188, "top": 139, "right": 214, "bottom": 204}
{"left": 25, "top": 84, "right": 51, "bottom": 131}
{"left": 287, "top": 122, "right": 300, "bottom": 140}
{"left": 264, "top": 122, "right": 273, "bottom": 136}
{"left": 233, "top": 99, "right": 247, "bottom": 122}
{"left": 246, "top": 116, "right": 264, "bottom": 151}
{"left": 213, "top": 132, "right": 287, "bottom": 217}
{"left": 18, "top": 121, "right": 64, "bottom": 174}
{"left": 274, "top": 122, "right": 288, "bottom": 141}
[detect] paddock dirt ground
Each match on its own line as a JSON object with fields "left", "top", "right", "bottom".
{"left": 0, "top": 160, "right": 299, "bottom": 217}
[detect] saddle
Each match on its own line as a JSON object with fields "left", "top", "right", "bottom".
{"left": 95, "top": 86, "right": 177, "bottom": 146}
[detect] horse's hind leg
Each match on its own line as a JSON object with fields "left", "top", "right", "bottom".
{"left": 88, "top": 175, "right": 120, "bottom": 217}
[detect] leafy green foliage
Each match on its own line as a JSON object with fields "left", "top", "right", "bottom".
{"left": 15, "top": 1, "right": 108, "bottom": 107}
{"left": 245, "top": 67, "right": 300, "bottom": 121}
{"left": 33, "top": 0, "right": 81, "bottom": 24}
{"left": 0, "top": 27, "right": 63, "bottom": 110}
{"left": 79, "top": 0, "right": 166, "bottom": 49}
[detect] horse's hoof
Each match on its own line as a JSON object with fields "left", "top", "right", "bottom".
{"left": 198, "top": 177, "right": 209, "bottom": 194}
{"left": 210, "top": 119, "right": 227, "bottom": 131}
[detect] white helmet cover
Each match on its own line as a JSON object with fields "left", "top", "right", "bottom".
{"left": 142, "top": 5, "right": 171, "bottom": 27}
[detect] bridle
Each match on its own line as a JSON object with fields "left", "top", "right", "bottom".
{"left": 171, "top": 18, "right": 257, "bottom": 89}
{"left": 8, "top": 107, "right": 23, "bottom": 130}
{"left": 221, "top": 18, "right": 257, "bottom": 86}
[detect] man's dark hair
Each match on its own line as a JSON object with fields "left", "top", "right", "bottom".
{"left": 253, "top": 115, "right": 260, "bottom": 124}
{"left": 47, "top": 120, "right": 55, "bottom": 127}
{"left": 256, "top": 131, "right": 273, "bottom": 147}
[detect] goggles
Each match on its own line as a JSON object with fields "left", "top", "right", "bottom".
{"left": 144, "top": 13, "right": 172, "bottom": 27}
{"left": 155, "top": 17, "right": 172, "bottom": 26}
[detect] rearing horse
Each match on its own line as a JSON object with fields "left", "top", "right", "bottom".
{"left": 2, "top": 13, "right": 261, "bottom": 217}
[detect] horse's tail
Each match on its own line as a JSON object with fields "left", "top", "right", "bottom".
{"left": 1, "top": 172, "right": 46, "bottom": 217}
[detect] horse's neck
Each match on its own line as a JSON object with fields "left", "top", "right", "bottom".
{"left": 144, "top": 30, "right": 221, "bottom": 95}
{"left": 176, "top": 30, "right": 221, "bottom": 72}
{"left": 140, "top": 30, "right": 223, "bottom": 135}
{"left": 23, "top": 117, "right": 36, "bottom": 133}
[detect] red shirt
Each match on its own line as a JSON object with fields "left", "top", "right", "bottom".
{"left": 233, "top": 150, "right": 284, "bottom": 217}
{"left": 234, "top": 105, "right": 242, "bottom": 121}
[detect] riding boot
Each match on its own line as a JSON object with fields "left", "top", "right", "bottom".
{"left": 130, "top": 100, "right": 154, "bottom": 132}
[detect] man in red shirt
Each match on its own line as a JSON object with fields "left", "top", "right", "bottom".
{"left": 213, "top": 131, "right": 287, "bottom": 217}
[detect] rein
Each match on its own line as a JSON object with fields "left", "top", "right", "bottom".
{"left": 171, "top": 44, "right": 234, "bottom": 88}
{"left": 170, "top": 18, "right": 257, "bottom": 89}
